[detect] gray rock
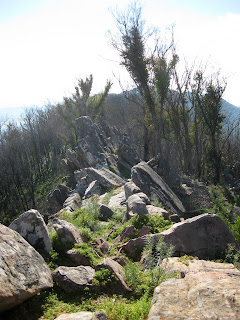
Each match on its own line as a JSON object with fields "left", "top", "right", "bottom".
{"left": 108, "top": 190, "right": 126, "bottom": 210}
{"left": 95, "top": 238, "right": 110, "bottom": 255}
{"left": 131, "top": 162, "right": 185, "bottom": 216}
{"left": 63, "top": 192, "right": 82, "bottom": 212}
{"left": 54, "top": 310, "right": 107, "bottom": 320}
{"left": 75, "top": 167, "right": 125, "bottom": 190}
{"left": 99, "top": 204, "right": 114, "bottom": 221}
{"left": 54, "top": 312, "right": 93, "bottom": 320}
{"left": 117, "top": 134, "right": 140, "bottom": 172}
{"left": 124, "top": 180, "right": 141, "bottom": 200}
{"left": 170, "top": 214, "right": 181, "bottom": 223}
{"left": 48, "top": 184, "right": 72, "bottom": 214}
{"left": 146, "top": 205, "right": 170, "bottom": 220}
{"left": 52, "top": 219, "right": 83, "bottom": 245}
{"left": 52, "top": 266, "right": 95, "bottom": 292}
{"left": 127, "top": 193, "right": 149, "bottom": 216}
{"left": 9, "top": 209, "right": 52, "bottom": 253}
{"left": 65, "top": 249, "right": 92, "bottom": 266}
{"left": 96, "top": 258, "right": 131, "bottom": 292}
{"left": 113, "top": 225, "right": 136, "bottom": 243}
{"left": 0, "top": 224, "right": 53, "bottom": 312}
{"left": 84, "top": 180, "right": 101, "bottom": 199}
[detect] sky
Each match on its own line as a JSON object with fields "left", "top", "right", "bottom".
{"left": 0, "top": 0, "right": 240, "bottom": 110}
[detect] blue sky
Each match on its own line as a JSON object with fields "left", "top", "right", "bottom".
{"left": 0, "top": 0, "right": 240, "bottom": 109}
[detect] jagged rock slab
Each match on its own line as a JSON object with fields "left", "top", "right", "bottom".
{"left": 131, "top": 161, "right": 185, "bottom": 216}
{"left": 52, "top": 266, "right": 95, "bottom": 292}
{"left": 75, "top": 167, "right": 125, "bottom": 189}
{"left": 84, "top": 180, "right": 101, "bottom": 199}
{"left": 63, "top": 192, "right": 82, "bottom": 212}
{"left": 9, "top": 209, "right": 52, "bottom": 253}
{"left": 148, "top": 271, "right": 240, "bottom": 320}
{"left": 0, "top": 224, "right": 53, "bottom": 312}
{"left": 96, "top": 258, "right": 131, "bottom": 292}
{"left": 123, "top": 214, "right": 235, "bottom": 260}
{"left": 51, "top": 219, "right": 83, "bottom": 244}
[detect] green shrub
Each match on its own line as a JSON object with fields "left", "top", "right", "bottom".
{"left": 92, "top": 269, "right": 116, "bottom": 287}
{"left": 74, "top": 243, "right": 98, "bottom": 266}
{"left": 130, "top": 214, "right": 172, "bottom": 233}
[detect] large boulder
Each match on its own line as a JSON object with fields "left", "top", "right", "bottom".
{"left": 75, "top": 167, "right": 125, "bottom": 190}
{"left": 161, "top": 213, "right": 236, "bottom": 259}
{"left": 0, "top": 224, "right": 53, "bottom": 312}
{"left": 123, "top": 214, "right": 236, "bottom": 260}
{"left": 51, "top": 219, "right": 83, "bottom": 245}
{"left": 127, "top": 193, "right": 150, "bottom": 216}
{"left": 54, "top": 310, "right": 107, "bottom": 320}
{"left": 52, "top": 266, "right": 95, "bottom": 292}
{"left": 9, "top": 209, "right": 52, "bottom": 254}
{"left": 131, "top": 162, "right": 185, "bottom": 216}
{"left": 148, "top": 270, "right": 240, "bottom": 320}
{"left": 124, "top": 181, "right": 141, "bottom": 200}
{"left": 117, "top": 134, "right": 140, "bottom": 173}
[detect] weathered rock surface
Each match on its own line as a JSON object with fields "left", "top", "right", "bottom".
{"left": 131, "top": 162, "right": 185, "bottom": 216}
{"left": 124, "top": 180, "right": 141, "bottom": 200}
{"left": 52, "top": 219, "right": 83, "bottom": 244}
{"left": 117, "top": 134, "right": 140, "bottom": 172}
{"left": 9, "top": 209, "right": 52, "bottom": 253}
{"left": 162, "top": 257, "right": 240, "bottom": 279}
{"left": 52, "top": 266, "right": 95, "bottom": 292}
{"left": 127, "top": 193, "right": 149, "bottom": 215}
{"left": 108, "top": 190, "right": 126, "bottom": 210}
{"left": 161, "top": 213, "right": 236, "bottom": 259}
{"left": 95, "top": 238, "right": 110, "bottom": 255}
{"left": 0, "top": 224, "right": 53, "bottom": 312}
{"left": 75, "top": 167, "right": 125, "bottom": 190}
{"left": 148, "top": 270, "right": 240, "bottom": 320}
{"left": 48, "top": 184, "right": 72, "bottom": 214}
{"left": 54, "top": 310, "right": 107, "bottom": 320}
{"left": 123, "top": 214, "right": 235, "bottom": 260}
{"left": 84, "top": 180, "right": 101, "bottom": 199}
{"left": 65, "top": 249, "right": 92, "bottom": 266}
{"left": 54, "top": 312, "right": 93, "bottom": 320}
{"left": 63, "top": 192, "right": 82, "bottom": 212}
{"left": 96, "top": 258, "right": 131, "bottom": 292}
{"left": 99, "top": 204, "right": 114, "bottom": 221}
{"left": 146, "top": 205, "right": 170, "bottom": 220}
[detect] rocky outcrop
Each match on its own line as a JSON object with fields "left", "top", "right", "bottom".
{"left": 99, "top": 205, "right": 114, "bottom": 221}
{"left": 63, "top": 116, "right": 140, "bottom": 175}
{"left": 51, "top": 219, "right": 83, "bottom": 245}
{"left": 9, "top": 209, "right": 52, "bottom": 254}
{"left": 123, "top": 214, "right": 235, "bottom": 260}
{"left": 96, "top": 258, "right": 131, "bottom": 292}
{"left": 124, "top": 180, "right": 141, "bottom": 199}
{"left": 84, "top": 180, "right": 101, "bottom": 199}
{"left": 131, "top": 162, "right": 185, "bottom": 216}
{"left": 75, "top": 167, "right": 125, "bottom": 190}
{"left": 148, "top": 266, "right": 240, "bottom": 320}
{"left": 52, "top": 266, "right": 95, "bottom": 292}
{"left": 0, "top": 224, "right": 53, "bottom": 312}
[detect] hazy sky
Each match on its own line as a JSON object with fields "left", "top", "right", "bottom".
{"left": 0, "top": 0, "right": 240, "bottom": 109}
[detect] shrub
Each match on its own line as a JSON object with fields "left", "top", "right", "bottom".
{"left": 130, "top": 214, "right": 172, "bottom": 233}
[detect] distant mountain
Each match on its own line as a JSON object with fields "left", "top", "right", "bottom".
{"left": 222, "top": 100, "right": 240, "bottom": 122}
